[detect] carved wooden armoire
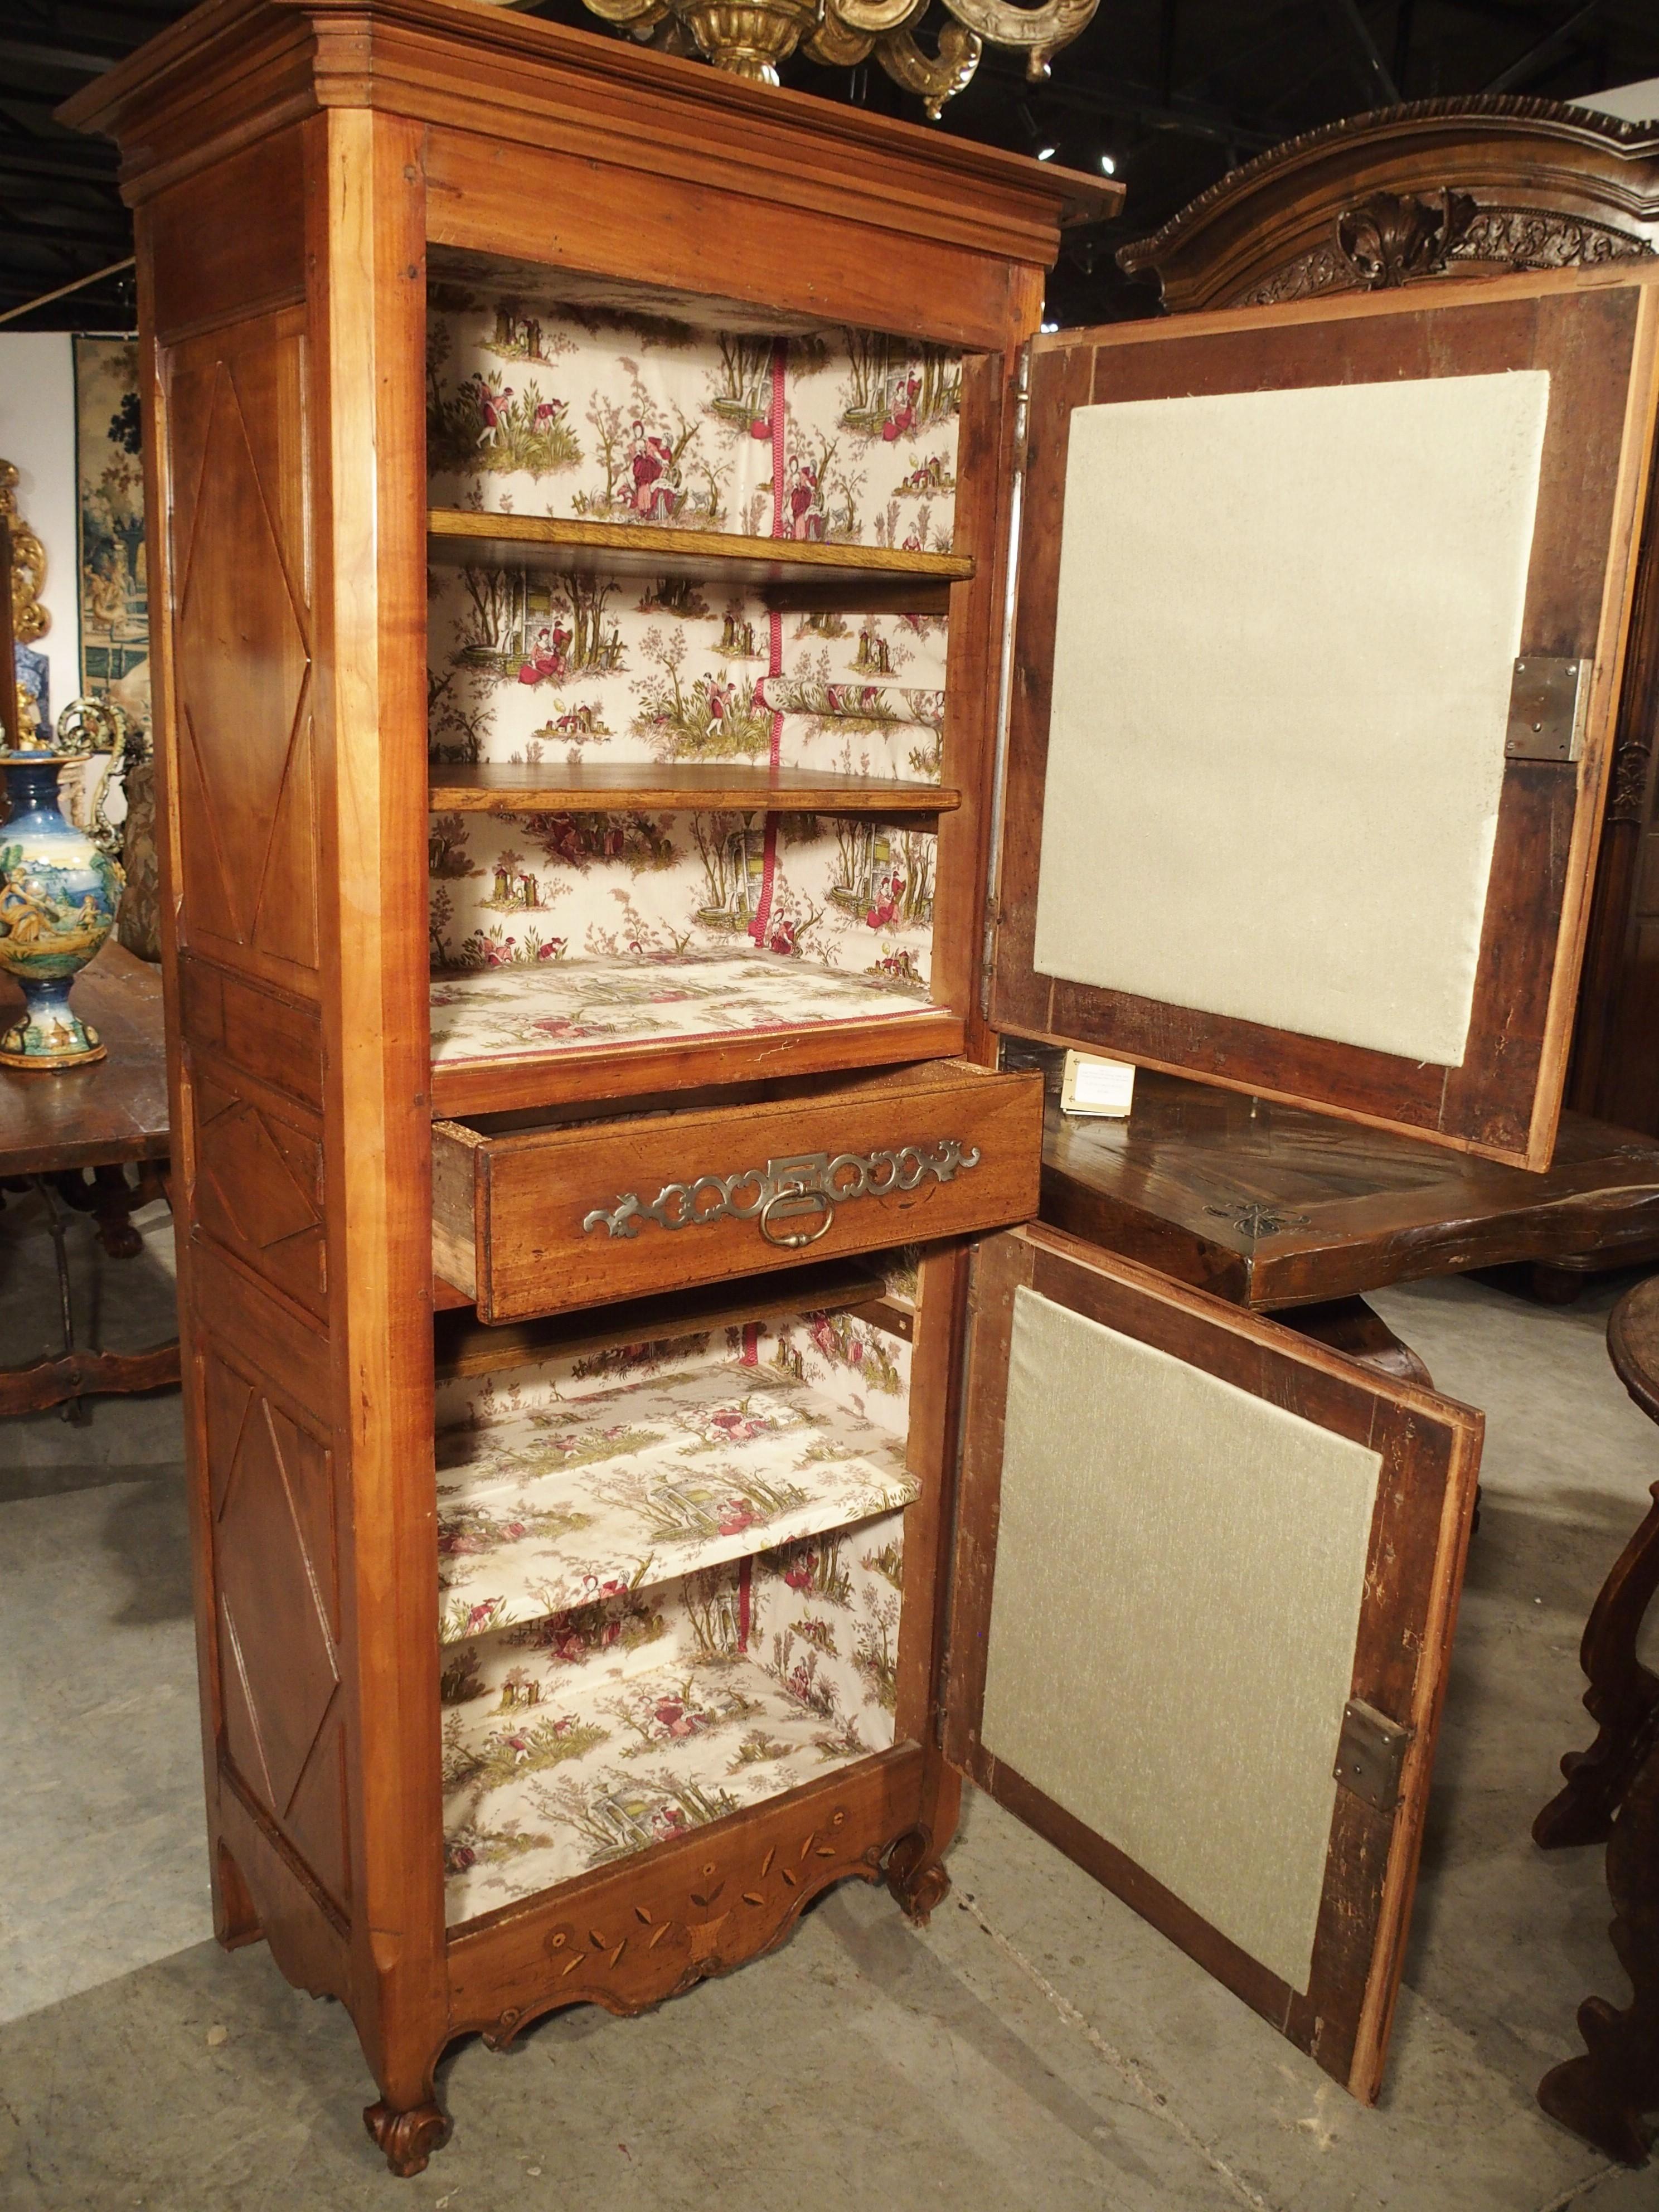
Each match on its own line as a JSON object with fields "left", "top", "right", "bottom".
{"left": 65, "top": 7, "right": 1659, "bottom": 2174}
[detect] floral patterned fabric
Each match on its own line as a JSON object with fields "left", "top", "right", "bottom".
{"left": 426, "top": 288, "right": 959, "bottom": 546}
{"left": 436, "top": 1355, "right": 916, "bottom": 1643}
{"left": 441, "top": 1511, "right": 906, "bottom": 1924}
{"left": 434, "top": 1306, "right": 914, "bottom": 1439}
{"left": 428, "top": 947, "right": 938, "bottom": 1068}
{"left": 435, "top": 1308, "right": 913, "bottom": 1922}
{"left": 427, "top": 288, "right": 962, "bottom": 1010}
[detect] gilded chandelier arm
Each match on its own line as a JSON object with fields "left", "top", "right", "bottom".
{"left": 874, "top": 21, "right": 983, "bottom": 119}
{"left": 833, "top": 0, "right": 929, "bottom": 33}
{"left": 581, "top": 0, "right": 673, "bottom": 26}
{"left": 803, "top": 15, "right": 875, "bottom": 64}
{"left": 939, "top": 0, "right": 1094, "bottom": 77}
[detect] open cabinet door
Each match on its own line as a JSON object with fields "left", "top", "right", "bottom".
{"left": 991, "top": 269, "right": 1659, "bottom": 1168}
{"left": 942, "top": 1226, "right": 1483, "bottom": 2101}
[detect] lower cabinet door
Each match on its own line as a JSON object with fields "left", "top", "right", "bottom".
{"left": 433, "top": 1059, "right": 1042, "bottom": 1321}
{"left": 943, "top": 1224, "right": 1484, "bottom": 2103}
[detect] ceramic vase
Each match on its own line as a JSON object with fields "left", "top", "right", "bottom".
{"left": 0, "top": 751, "right": 123, "bottom": 1070}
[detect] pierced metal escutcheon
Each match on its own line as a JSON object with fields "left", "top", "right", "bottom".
{"left": 1506, "top": 656, "right": 1587, "bottom": 764}
{"left": 581, "top": 1139, "right": 982, "bottom": 1244}
{"left": 1332, "top": 1698, "right": 1414, "bottom": 1816}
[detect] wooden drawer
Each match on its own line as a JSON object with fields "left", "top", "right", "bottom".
{"left": 433, "top": 1059, "right": 1042, "bottom": 1322}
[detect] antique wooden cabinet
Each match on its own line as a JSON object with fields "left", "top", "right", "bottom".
{"left": 66, "top": 0, "right": 1659, "bottom": 2175}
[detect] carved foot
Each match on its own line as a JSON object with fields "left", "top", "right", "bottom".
{"left": 363, "top": 2100, "right": 453, "bottom": 2179}
{"left": 884, "top": 1827, "right": 951, "bottom": 1925}
{"left": 1538, "top": 2005, "right": 1657, "bottom": 2166}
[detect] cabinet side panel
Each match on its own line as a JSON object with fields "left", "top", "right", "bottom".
{"left": 143, "top": 144, "right": 356, "bottom": 1966}
{"left": 164, "top": 302, "right": 320, "bottom": 997}
{"left": 142, "top": 115, "right": 445, "bottom": 2112}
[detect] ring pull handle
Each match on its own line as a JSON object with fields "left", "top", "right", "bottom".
{"left": 758, "top": 1187, "right": 836, "bottom": 1249}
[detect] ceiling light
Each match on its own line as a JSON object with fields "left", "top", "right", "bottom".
{"left": 1100, "top": 153, "right": 1116, "bottom": 174}
{"left": 1037, "top": 145, "right": 1057, "bottom": 161}
{"left": 1040, "top": 321, "right": 1059, "bottom": 333}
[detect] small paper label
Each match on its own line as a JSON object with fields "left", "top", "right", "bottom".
{"left": 1061, "top": 1051, "right": 1136, "bottom": 1119}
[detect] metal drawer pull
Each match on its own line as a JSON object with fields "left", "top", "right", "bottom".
{"left": 581, "top": 1139, "right": 982, "bottom": 1243}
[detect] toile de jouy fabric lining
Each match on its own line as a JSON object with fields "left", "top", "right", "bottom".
{"left": 436, "top": 1308, "right": 913, "bottom": 1919}
{"left": 436, "top": 1348, "right": 918, "bottom": 1643}
{"left": 427, "top": 947, "right": 939, "bottom": 1067}
{"left": 441, "top": 1510, "right": 906, "bottom": 1924}
{"left": 427, "top": 288, "right": 961, "bottom": 1005}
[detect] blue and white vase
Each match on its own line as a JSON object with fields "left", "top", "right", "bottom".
{"left": 0, "top": 750, "right": 124, "bottom": 1070}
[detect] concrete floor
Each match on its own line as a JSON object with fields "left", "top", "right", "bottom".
{"left": 2, "top": 1186, "right": 1657, "bottom": 2210}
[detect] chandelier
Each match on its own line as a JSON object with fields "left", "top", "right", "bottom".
{"left": 576, "top": 0, "right": 1099, "bottom": 117}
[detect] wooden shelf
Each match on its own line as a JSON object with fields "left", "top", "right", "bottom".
{"left": 436, "top": 1357, "right": 916, "bottom": 1643}
{"left": 429, "top": 1006, "right": 966, "bottom": 1119}
{"left": 427, "top": 508, "right": 972, "bottom": 599}
{"left": 428, "top": 761, "right": 956, "bottom": 816}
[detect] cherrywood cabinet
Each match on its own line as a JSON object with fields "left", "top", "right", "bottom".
{"left": 64, "top": 3, "right": 1659, "bottom": 2174}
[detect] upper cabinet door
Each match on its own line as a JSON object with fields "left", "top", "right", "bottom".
{"left": 992, "top": 271, "right": 1659, "bottom": 1169}
{"left": 943, "top": 1226, "right": 1483, "bottom": 2102}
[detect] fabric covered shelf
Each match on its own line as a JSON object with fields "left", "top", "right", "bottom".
{"left": 428, "top": 950, "right": 961, "bottom": 1113}
{"left": 436, "top": 1355, "right": 918, "bottom": 1643}
{"left": 442, "top": 1507, "right": 908, "bottom": 1925}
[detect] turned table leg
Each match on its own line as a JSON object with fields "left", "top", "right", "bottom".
{"left": 1536, "top": 1274, "right": 1659, "bottom": 2161}
{"left": 1535, "top": 1485, "right": 1659, "bottom": 1851}
{"left": 1538, "top": 1731, "right": 1659, "bottom": 2163}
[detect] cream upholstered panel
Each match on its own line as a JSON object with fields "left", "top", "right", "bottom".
{"left": 1032, "top": 371, "right": 1549, "bottom": 1066}
{"left": 979, "top": 1286, "right": 1382, "bottom": 1993}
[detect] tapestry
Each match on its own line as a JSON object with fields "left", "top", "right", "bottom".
{"left": 74, "top": 336, "right": 158, "bottom": 957}
{"left": 72, "top": 337, "right": 149, "bottom": 733}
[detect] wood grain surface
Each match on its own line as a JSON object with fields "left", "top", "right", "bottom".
{"left": 1035, "top": 1075, "right": 1659, "bottom": 1309}
{"left": 428, "top": 761, "right": 955, "bottom": 816}
{"left": 428, "top": 507, "right": 972, "bottom": 589}
{"left": 434, "top": 1059, "right": 1042, "bottom": 1321}
{"left": 0, "top": 943, "right": 169, "bottom": 1173}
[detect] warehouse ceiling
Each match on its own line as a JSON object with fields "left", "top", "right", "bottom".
{"left": 6, "top": 0, "right": 1659, "bottom": 329}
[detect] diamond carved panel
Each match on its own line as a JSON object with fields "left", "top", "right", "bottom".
{"left": 174, "top": 358, "right": 313, "bottom": 956}
{"left": 209, "top": 1360, "right": 340, "bottom": 1846}
{"left": 193, "top": 1073, "right": 326, "bottom": 1317}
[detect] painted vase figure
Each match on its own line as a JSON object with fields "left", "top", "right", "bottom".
{"left": 0, "top": 752, "right": 122, "bottom": 1069}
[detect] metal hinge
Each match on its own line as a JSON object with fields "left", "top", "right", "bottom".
{"left": 1332, "top": 1699, "right": 1413, "bottom": 1815}
{"left": 1506, "top": 656, "right": 1588, "bottom": 763}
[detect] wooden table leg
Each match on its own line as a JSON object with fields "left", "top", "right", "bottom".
{"left": 0, "top": 1168, "right": 181, "bottom": 1418}
{"left": 0, "top": 1341, "right": 182, "bottom": 1417}
{"left": 1537, "top": 1731, "right": 1659, "bottom": 2164}
{"left": 1535, "top": 1484, "right": 1659, "bottom": 1851}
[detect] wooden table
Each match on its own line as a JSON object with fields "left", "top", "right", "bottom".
{"left": 0, "top": 940, "right": 178, "bottom": 1414}
{"left": 1534, "top": 1274, "right": 1659, "bottom": 2165}
{"left": 1032, "top": 1069, "right": 1659, "bottom": 1345}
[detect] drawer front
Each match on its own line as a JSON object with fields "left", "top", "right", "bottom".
{"left": 435, "top": 1061, "right": 1042, "bottom": 1322}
